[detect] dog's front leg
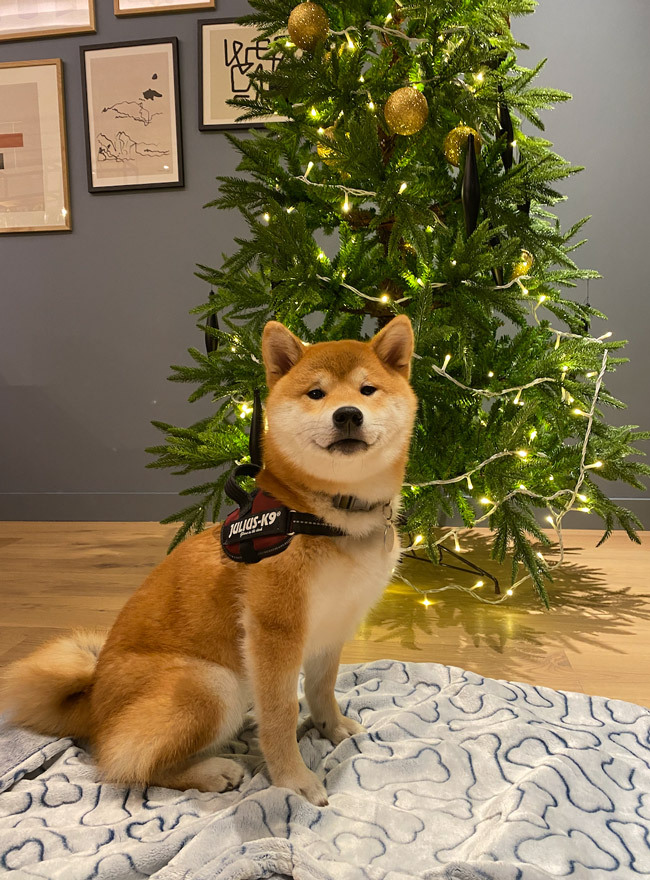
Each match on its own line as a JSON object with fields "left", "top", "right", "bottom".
{"left": 247, "top": 610, "right": 328, "bottom": 806}
{"left": 304, "top": 645, "right": 366, "bottom": 745}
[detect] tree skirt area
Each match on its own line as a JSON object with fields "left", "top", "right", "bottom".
{"left": 1, "top": 661, "right": 649, "bottom": 880}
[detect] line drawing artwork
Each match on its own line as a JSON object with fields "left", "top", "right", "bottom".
{"left": 96, "top": 132, "right": 169, "bottom": 162}
{"left": 95, "top": 72, "right": 167, "bottom": 167}
{"left": 223, "top": 36, "right": 280, "bottom": 96}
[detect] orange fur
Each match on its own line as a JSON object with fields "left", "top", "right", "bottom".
{"left": 1, "top": 317, "right": 417, "bottom": 804}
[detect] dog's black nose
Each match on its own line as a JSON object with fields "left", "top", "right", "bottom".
{"left": 333, "top": 406, "right": 363, "bottom": 428}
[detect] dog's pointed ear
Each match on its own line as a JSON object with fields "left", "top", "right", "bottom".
{"left": 262, "top": 321, "right": 306, "bottom": 387}
{"left": 371, "top": 315, "right": 414, "bottom": 378}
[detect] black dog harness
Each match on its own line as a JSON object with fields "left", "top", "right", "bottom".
{"left": 221, "top": 390, "right": 350, "bottom": 564}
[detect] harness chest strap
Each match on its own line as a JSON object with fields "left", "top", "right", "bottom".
{"left": 220, "top": 490, "right": 346, "bottom": 564}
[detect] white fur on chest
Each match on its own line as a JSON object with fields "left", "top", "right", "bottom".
{"left": 304, "top": 530, "right": 401, "bottom": 658}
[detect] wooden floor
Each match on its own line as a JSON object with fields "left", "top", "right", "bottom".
{"left": 1, "top": 522, "right": 649, "bottom": 706}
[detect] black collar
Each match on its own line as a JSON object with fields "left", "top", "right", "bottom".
{"left": 331, "top": 493, "right": 391, "bottom": 513}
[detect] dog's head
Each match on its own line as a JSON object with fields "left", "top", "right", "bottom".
{"left": 261, "top": 316, "right": 417, "bottom": 487}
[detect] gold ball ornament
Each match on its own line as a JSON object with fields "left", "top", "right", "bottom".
{"left": 288, "top": 2, "right": 329, "bottom": 51}
{"left": 443, "top": 125, "right": 482, "bottom": 166}
{"left": 384, "top": 87, "right": 429, "bottom": 136}
{"left": 511, "top": 250, "right": 535, "bottom": 279}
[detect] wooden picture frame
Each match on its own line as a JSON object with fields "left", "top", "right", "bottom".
{"left": 114, "top": 0, "right": 214, "bottom": 16}
{"left": 80, "top": 38, "right": 184, "bottom": 193}
{"left": 199, "top": 18, "right": 285, "bottom": 131}
{"left": 0, "top": 59, "right": 71, "bottom": 234}
{"left": 0, "top": 1, "right": 95, "bottom": 43}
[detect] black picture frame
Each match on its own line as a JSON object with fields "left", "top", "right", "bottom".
{"left": 80, "top": 37, "right": 184, "bottom": 193}
{"left": 198, "top": 17, "right": 284, "bottom": 132}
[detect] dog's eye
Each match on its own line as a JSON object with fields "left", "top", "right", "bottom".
{"left": 307, "top": 389, "right": 326, "bottom": 400}
{"left": 360, "top": 385, "right": 377, "bottom": 396}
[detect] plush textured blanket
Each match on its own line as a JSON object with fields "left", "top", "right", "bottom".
{"left": 1, "top": 661, "right": 649, "bottom": 879}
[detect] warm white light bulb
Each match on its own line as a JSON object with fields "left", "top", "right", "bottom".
{"left": 414, "top": 534, "right": 423, "bottom": 545}
{"left": 310, "top": 107, "right": 318, "bottom": 117}
{"left": 342, "top": 193, "right": 350, "bottom": 213}
{"left": 507, "top": 589, "right": 514, "bottom": 596}
{"left": 480, "top": 497, "right": 491, "bottom": 505}
{"left": 488, "top": 371, "right": 494, "bottom": 378}
{"left": 399, "top": 182, "right": 407, "bottom": 194}
{"left": 517, "top": 450, "right": 528, "bottom": 458}
{"left": 529, "top": 428, "right": 537, "bottom": 440}
{"left": 263, "top": 212, "right": 270, "bottom": 222}
{"left": 305, "top": 161, "right": 314, "bottom": 177}
{"left": 442, "top": 353, "right": 451, "bottom": 370}
{"left": 368, "top": 100, "right": 375, "bottom": 111}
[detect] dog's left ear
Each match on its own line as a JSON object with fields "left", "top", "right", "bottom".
{"left": 262, "top": 321, "right": 306, "bottom": 388}
{"left": 371, "top": 315, "right": 414, "bottom": 378}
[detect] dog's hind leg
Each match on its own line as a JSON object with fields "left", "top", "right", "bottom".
{"left": 93, "top": 652, "right": 248, "bottom": 792}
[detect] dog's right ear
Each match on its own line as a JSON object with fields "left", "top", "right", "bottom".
{"left": 262, "top": 321, "right": 305, "bottom": 388}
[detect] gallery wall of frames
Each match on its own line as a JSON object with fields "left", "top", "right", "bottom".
{"left": 0, "top": 0, "right": 280, "bottom": 233}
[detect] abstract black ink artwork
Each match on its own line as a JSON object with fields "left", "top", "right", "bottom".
{"left": 199, "top": 20, "right": 286, "bottom": 130}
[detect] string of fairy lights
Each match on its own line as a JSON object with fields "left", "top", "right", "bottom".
{"left": 397, "top": 348, "right": 610, "bottom": 604}
{"left": 222, "top": 12, "right": 614, "bottom": 606}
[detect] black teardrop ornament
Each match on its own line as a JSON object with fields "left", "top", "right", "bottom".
{"left": 204, "top": 290, "right": 219, "bottom": 354}
{"left": 462, "top": 133, "right": 481, "bottom": 236}
{"left": 497, "top": 85, "right": 514, "bottom": 172}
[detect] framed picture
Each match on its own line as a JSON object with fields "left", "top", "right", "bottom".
{"left": 0, "top": 59, "right": 71, "bottom": 234}
{"left": 114, "top": 0, "right": 214, "bottom": 16}
{"left": 199, "top": 18, "right": 285, "bottom": 131}
{"left": 0, "top": 0, "right": 95, "bottom": 43}
{"left": 80, "top": 39, "right": 184, "bottom": 193}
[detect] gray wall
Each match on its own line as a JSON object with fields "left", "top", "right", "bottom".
{"left": 0, "top": 0, "right": 648, "bottom": 524}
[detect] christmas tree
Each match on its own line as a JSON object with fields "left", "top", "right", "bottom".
{"left": 147, "top": 0, "right": 649, "bottom": 606}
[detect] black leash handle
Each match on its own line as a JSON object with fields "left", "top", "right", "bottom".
{"left": 225, "top": 389, "right": 263, "bottom": 506}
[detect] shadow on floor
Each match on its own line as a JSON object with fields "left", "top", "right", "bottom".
{"left": 360, "top": 531, "right": 650, "bottom": 664}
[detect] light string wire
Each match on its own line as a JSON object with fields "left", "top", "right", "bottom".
{"left": 397, "top": 348, "right": 609, "bottom": 604}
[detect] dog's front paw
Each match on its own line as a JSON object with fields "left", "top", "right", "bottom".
{"left": 275, "top": 767, "right": 329, "bottom": 806}
{"left": 318, "top": 715, "right": 366, "bottom": 745}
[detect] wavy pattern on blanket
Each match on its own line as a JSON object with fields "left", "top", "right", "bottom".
{"left": 1, "top": 661, "right": 650, "bottom": 880}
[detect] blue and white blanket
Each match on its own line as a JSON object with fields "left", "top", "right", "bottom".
{"left": 1, "top": 661, "right": 650, "bottom": 879}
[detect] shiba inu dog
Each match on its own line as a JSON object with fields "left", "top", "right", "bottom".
{"left": 1, "top": 316, "right": 417, "bottom": 806}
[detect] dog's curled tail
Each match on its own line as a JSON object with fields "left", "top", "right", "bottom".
{"left": 1, "top": 630, "right": 106, "bottom": 738}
